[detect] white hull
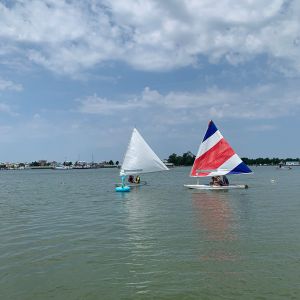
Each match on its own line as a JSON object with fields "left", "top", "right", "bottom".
{"left": 184, "top": 184, "right": 248, "bottom": 190}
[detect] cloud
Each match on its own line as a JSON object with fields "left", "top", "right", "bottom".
{"left": 77, "top": 84, "right": 300, "bottom": 122}
{"left": 0, "top": 1, "right": 300, "bottom": 75}
{"left": 0, "top": 102, "right": 19, "bottom": 116}
{"left": 76, "top": 94, "right": 146, "bottom": 114}
{"left": 0, "top": 78, "right": 23, "bottom": 91}
{"left": 0, "top": 1, "right": 122, "bottom": 75}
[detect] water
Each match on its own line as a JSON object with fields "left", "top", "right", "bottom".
{"left": 0, "top": 167, "right": 299, "bottom": 299}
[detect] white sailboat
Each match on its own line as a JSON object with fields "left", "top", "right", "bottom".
{"left": 184, "top": 120, "right": 252, "bottom": 190}
{"left": 115, "top": 128, "right": 169, "bottom": 192}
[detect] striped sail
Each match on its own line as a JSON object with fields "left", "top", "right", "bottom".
{"left": 190, "top": 120, "right": 252, "bottom": 177}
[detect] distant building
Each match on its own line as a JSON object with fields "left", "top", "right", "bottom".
{"left": 163, "top": 160, "right": 174, "bottom": 168}
{"left": 286, "top": 161, "right": 300, "bottom": 166}
{"left": 38, "top": 160, "right": 47, "bottom": 166}
{"left": 73, "top": 161, "right": 91, "bottom": 169}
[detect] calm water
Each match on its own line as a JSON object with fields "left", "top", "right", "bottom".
{"left": 0, "top": 167, "right": 299, "bottom": 299}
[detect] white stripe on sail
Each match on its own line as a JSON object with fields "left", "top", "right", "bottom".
{"left": 196, "top": 130, "right": 223, "bottom": 158}
{"left": 207, "top": 154, "right": 242, "bottom": 176}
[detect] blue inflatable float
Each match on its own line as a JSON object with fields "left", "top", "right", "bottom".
{"left": 115, "top": 176, "right": 131, "bottom": 192}
{"left": 115, "top": 185, "right": 130, "bottom": 192}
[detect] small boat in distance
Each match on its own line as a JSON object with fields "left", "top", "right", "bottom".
{"left": 53, "top": 165, "right": 72, "bottom": 170}
{"left": 276, "top": 164, "right": 292, "bottom": 170}
{"left": 184, "top": 120, "right": 252, "bottom": 190}
{"left": 115, "top": 128, "right": 169, "bottom": 192}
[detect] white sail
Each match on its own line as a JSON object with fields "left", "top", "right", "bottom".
{"left": 120, "top": 128, "right": 169, "bottom": 176}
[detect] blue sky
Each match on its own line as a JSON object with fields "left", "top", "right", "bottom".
{"left": 1, "top": 0, "right": 300, "bottom": 162}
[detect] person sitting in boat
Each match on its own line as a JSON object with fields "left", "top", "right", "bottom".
{"left": 135, "top": 175, "right": 141, "bottom": 184}
{"left": 215, "top": 176, "right": 223, "bottom": 186}
{"left": 222, "top": 175, "right": 229, "bottom": 186}
{"left": 128, "top": 175, "right": 134, "bottom": 183}
{"left": 210, "top": 176, "right": 221, "bottom": 186}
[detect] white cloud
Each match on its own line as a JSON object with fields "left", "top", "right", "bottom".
{"left": 0, "top": 0, "right": 300, "bottom": 75}
{"left": 76, "top": 94, "right": 146, "bottom": 114}
{"left": 0, "top": 102, "right": 19, "bottom": 116}
{"left": 77, "top": 84, "right": 300, "bottom": 122}
{"left": 0, "top": 78, "right": 23, "bottom": 91}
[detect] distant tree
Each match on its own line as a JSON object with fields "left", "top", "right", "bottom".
{"left": 115, "top": 161, "right": 119, "bottom": 166}
{"left": 240, "top": 157, "right": 300, "bottom": 165}
{"left": 168, "top": 153, "right": 179, "bottom": 165}
{"left": 108, "top": 160, "right": 114, "bottom": 165}
{"left": 182, "top": 151, "right": 195, "bottom": 166}
{"left": 30, "top": 161, "right": 40, "bottom": 167}
{"left": 0, "top": 163, "right": 7, "bottom": 169}
{"left": 167, "top": 153, "right": 300, "bottom": 166}
{"left": 167, "top": 151, "right": 195, "bottom": 166}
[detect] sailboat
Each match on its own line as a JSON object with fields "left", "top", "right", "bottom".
{"left": 115, "top": 128, "right": 169, "bottom": 192}
{"left": 184, "top": 120, "right": 252, "bottom": 190}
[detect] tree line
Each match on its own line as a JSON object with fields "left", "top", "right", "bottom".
{"left": 241, "top": 157, "right": 300, "bottom": 166}
{"left": 167, "top": 152, "right": 300, "bottom": 166}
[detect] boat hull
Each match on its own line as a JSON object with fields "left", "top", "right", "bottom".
{"left": 184, "top": 184, "right": 248, "bottom": 190}
{"left": 115, "top": 181, "right": 147, "bottom": 188}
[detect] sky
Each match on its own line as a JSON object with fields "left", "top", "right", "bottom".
{"left": 1, "top": 0, "right": 300, "bottom": 162}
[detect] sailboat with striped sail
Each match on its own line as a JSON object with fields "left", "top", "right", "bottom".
{"left": 116, "top": 128, "right": 169, "bottom": 192}
{"left": 184, "top": 120, "right": 252, "bottom": 190}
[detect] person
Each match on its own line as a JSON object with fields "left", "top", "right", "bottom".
{"left": 210, "top": 176, "right": 221, "bottom": 186}
{"left": 209, "top": 176, "right": 216, "bottom": 186}
{"left": 215, "top": 176, "right": 223, "bottom": 186}
{"left": 135, "top": 175, "right": 140, "bottom": 184}
{"left": 128, "top": 175, "right": 134, "bottom": 183}
{"left": 222, "top": 175, "right": 229, "bottom": 186}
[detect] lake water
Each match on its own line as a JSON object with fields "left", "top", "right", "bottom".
{"left": 0, "top": 167, "right": 299, "bottom": 299}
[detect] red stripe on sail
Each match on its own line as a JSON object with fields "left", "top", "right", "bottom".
{"left": 190, "top": 138, "right": 235, "bottom": 176}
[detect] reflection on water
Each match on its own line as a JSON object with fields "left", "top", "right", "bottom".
{"left": 192, "top": 191, "right": 236, "bottom": 241}
{"left": 122, "top": 190, "right": 156, "bottom": 295}
{"left": 192, "top": 191, "right": 239, "bottom": 261}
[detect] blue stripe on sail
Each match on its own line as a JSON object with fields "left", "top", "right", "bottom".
{"left": 202, "top": 120, "right": 218, "bottom": 142}
{"left": 229, "top": 162, "right": 252, "bottom": 174}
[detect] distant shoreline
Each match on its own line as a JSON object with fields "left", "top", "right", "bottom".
{"left": 1, "top": 156, "right": 300, "bottom": 170}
